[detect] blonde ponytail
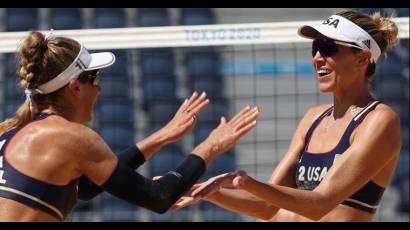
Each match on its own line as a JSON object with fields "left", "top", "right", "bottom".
{"left": 371, "top": 12, "right": 399, "bottom": 47}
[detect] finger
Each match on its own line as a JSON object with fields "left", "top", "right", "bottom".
{"left": 192, "top": 182, "right": 219, "bottom": 198}
{"left": 171, "top": 197, "right": 197, "bottom": 211}
{"left": 186, "top": 91, "right": 200, "bottom": 108}
{"left": 233, "top": 107, "right": 260, "bottom": 131}
{"left": 232, "top": 171, "right": 248, "bottom": 188}
{"left": 188, "top": 92, "right": 208, "bottom": 112}
{"left": 232, "top": 176, "right": 244, "bottom": 188}
{"left": 177, "top": 92, "right": 199, "bottom": 114}
{"left": 176, "top": 98, "right": 189, "bottom": 114}
{"left": 229, "top": 105, "right": 251, "bottom": 125}
{"left": 191, "top": 183, "right": 203, "bottom": 190}
{"left": 217, "top": 116, "right": 227, "bottom": 128}
{"left": 231, "top": 106, "right": 259, "bottom": 128}
{"left": 189, "top": 98, "right": 210, "bottom": 118}
{"left": 234, "top": 120, "right": 257, "bottom": 141}
{"left": 179, "top": 113, "right": 197, "bottom": 130}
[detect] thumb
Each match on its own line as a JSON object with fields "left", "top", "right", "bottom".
{"left": 232, "top": 176, "right": 243, "bottom": 188}
{"left": 219, "top": 116, "right": 227, "bottom": 126}
{"left": 232, "top": 171, "right": 247, "bottom": 188}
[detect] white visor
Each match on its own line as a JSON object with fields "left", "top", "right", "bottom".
{"left": 297, "top": 15, "right": 381, "bottom": 63}
{"left": 35, "top": 45, "right": 115, "bottom": 94}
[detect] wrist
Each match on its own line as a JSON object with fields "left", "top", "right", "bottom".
{"left": 202, "top": 188, "right": 220, "bottom": 201}
{"left": 151, "top": 129, "right": 170, "bottom": 145}
{"left": 136, "top": 131, "right": 168, "bottom": 159}
{"left": 191, "top": 141, "right": 214, "bottom": 166}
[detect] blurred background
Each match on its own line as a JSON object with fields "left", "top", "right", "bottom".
{"left": 0, "top": 8, "right": 408, "bottom": 222}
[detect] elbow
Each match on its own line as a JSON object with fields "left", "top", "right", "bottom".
{"left": 150, "top": 200, "right": 173, "bottom": 214}
{"left": 306, "top": 212, "right": 326, "bottom": 221}
{"left": 303, "top": 203, "right": 335, "bottom": 221}
{"left": 253, "top": 204, "right": 278, "bottom": 221}
{"left": 257, "top": 208, "right": 278, "bottom": 221}
{"left": 147, "top": 196, "right": 174, "bottom": 214}
{"left": 152, "top": 206, "right": 169, "bottom": 214}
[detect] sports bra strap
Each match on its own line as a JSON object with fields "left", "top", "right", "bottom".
{"left": 303, "top": 106, "right": 333, "bottom": 150}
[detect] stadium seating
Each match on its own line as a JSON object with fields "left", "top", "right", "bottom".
{"left": 50, "top": 8, "right": 83, "bottom": 30}
{"left": 98, "top": 99, "right": 134, "bottom": 124}
{"left": 137, "top": 8, "right": 170, "bottom": 27}
{"left": 94, "top": 8, "right": 127, "bottom": 28}
{"left": 185, "top": 51, "right": 221, "bottom": 77}
{"left": 99, "top": 78, "right": 131, "bottom": 99}
{"left": 180, "top": 8, "right": 215, "bottom": 25}
{"left": 139, "top": 48, "right": 174, "bottom": 76}
{"left": 100, "top": 125, "right": 135, "bottom": 153}
{"left": 6, "top": 8, "right": 38, "bottom": 31}
{"left": 145, "top": 100, "right": 179, "bottom": 125}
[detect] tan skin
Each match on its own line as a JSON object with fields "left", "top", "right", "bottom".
{"left": 173, "top": 40, "right": 402, "bottom": 222}
{"left": 0, "top": 75, "right": 261, "bottom": 221}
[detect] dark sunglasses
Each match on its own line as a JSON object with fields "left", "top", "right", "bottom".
{"left": 312, "top": 38, "right": 363, "bottom": 57}
{"left": 77, "top": 70, "right": 100, "bottom": 86}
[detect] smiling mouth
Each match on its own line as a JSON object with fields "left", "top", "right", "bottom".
{"left": 317, "top": 69, "right": 332, "bottom": 77}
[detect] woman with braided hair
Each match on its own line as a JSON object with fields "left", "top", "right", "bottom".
{"left": 0, "top": 31, "right": 260, "bottom": 221}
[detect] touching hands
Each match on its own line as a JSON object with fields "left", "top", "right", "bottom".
{"left": 171, "top": 171, "right": 249, "bottom": 211}
{"left": 159, "top": 91, "right": 209, "bottom": 144}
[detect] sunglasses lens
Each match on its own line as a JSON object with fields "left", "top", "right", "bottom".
{"left": 312, "top": 39, "right": 338, "bottom": 57}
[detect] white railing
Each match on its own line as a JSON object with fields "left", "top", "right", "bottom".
{"left": 0, "top": 17, "right": 408, "bottom": 53}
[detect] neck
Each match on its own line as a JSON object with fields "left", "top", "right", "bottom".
{"left": 40, "top": 107, "right": 82, "bottom": 124}
{"left": 332, "top": 84, "right": 374, "bottom": 119}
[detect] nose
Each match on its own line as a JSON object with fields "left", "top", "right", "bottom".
{"left": 312, "top": 50, "right": 324, "bottom": 60}
{"left": 312, "top": 51, "right": 325, "bottom": 67}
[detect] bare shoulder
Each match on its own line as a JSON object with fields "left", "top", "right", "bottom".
{"left": 363, "top": 103, "right": 401, "bottom": 127}
{"left": 44, "top": 116, "right": 93, "bottom": 137}
{"left": 301, "top": 103, "right": 333, "bottom": 124}
{"left": 354, "top": 103, "right": 402, "bottom": 152}
{"left": 36, "top": 116, "right": 101, "bottom": 149}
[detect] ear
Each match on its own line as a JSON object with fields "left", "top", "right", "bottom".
{"left": 67, "top": 79, "right": 81, "bottom": 97}
{"left": 357, "top": 50, "right": 372, "bottom": 68}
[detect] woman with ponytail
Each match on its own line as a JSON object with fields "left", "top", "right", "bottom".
{"left": 0, "top": 31, "right": 260, "bottom": 221}
{"left": 173, "top": 10, "right": 402, "bottom": 222}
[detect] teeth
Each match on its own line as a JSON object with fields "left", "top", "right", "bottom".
{"left": 317, "top": 69, "right": 331, "bottom": 74}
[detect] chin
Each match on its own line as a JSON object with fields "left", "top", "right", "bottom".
{"left": 318, "top": 85, "right": 333, "bottom": 93}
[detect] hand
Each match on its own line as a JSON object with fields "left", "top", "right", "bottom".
{"left": 193, "top": 106, "right": 260, "bottom": 159}
{"left": 172, "top": 171, "right": 249, "bottom": 211}
{"left": 191, "top": 171, "right": 247, "bottom": 199}
{"left": 171, "top": 183, "right": 202, "bottom": 211}
{"left": 159, "top": 91, "right": 209, "bottom": 144}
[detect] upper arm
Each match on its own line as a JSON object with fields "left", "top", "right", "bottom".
{"left": 315, "top": 106, "right": 401, "bottom": 208}
{"left": 269, "top": 105, "right": 330, "bottom": 186}
{"left": 70, "top": 125, "right": 118, "bottom": 185}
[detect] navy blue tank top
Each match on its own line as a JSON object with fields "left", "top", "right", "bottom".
{"left": 0, "top": 113, "right": 78, "bottom": 221}
{"left": 295, "top": 101, "right": 385, "bottom": 214}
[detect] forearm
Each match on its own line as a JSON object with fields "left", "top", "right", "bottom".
{"left": 136, "top": 130, "right": 168, "bottom": 160}
{"left": 240, "top": 176, "right": 332, "bottom": 220}
{"left": 101, "top": 154, "right": 206, "bottom": 213}
{"left": 205, "top": 188, "right": 279, "bottom": 220}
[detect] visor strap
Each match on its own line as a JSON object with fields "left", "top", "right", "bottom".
{"left": 35, "top": 45, "right": 91, "bottom": 94}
